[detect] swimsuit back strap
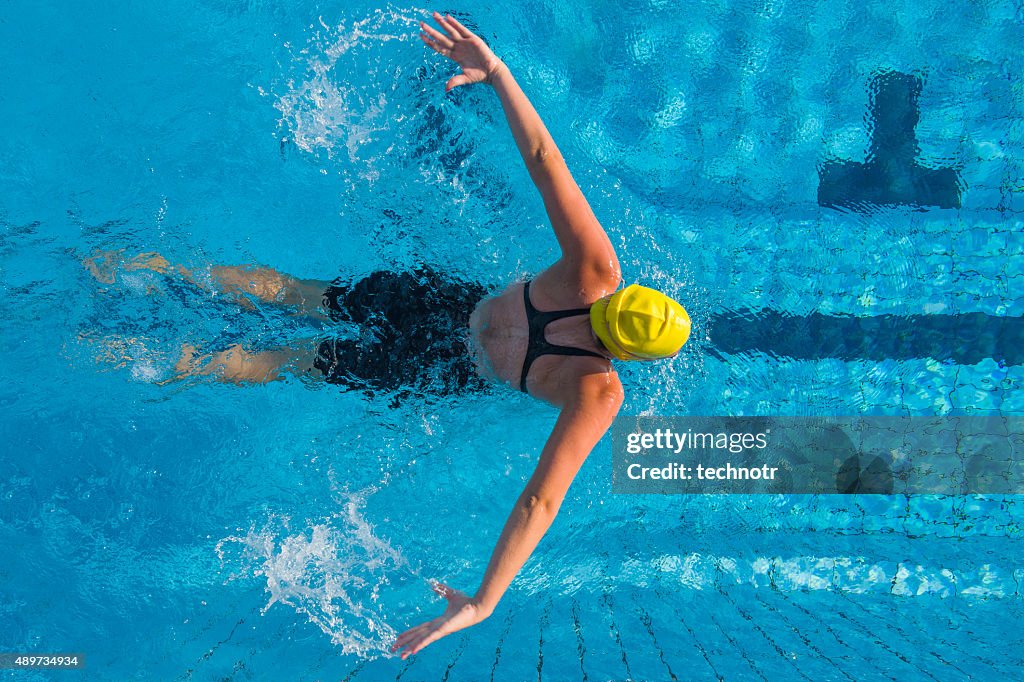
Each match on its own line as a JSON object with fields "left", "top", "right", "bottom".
{"left": 520, "top": 281, "right": 606, "bottom": 393}
{"left": 523, "top": 280, "right": 593, "bottom": 319}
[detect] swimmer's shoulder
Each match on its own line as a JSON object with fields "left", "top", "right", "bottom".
{"left": 537, "top": 363, "right": 623, "bottom": 412}
{"left": 531, "top": 266, "right": 621, "bottom": 308}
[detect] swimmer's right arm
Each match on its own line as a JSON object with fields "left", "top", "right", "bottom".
{"left": 471, "top": 373, "right": 623, "bottom": 612}
{"left": 391, "top": 372, "right": 624, "bottom": 659}
{"left": 420, "top": 12, "right": 619, "bottom": 278}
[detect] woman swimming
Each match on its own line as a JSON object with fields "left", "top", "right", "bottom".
{"left": 84, "top": 10, "right": 691, "bottom": 660}
{"left": 396, "top": 12, "right": 690, "bottom": 658}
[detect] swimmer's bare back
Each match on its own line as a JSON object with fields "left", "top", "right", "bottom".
{"left": 393, "top": 12, "right": 625, "bottom": 659}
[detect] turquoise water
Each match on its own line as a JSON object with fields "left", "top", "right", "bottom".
{"left": 2, "top": 0, "right": 1023, "bottom": 679}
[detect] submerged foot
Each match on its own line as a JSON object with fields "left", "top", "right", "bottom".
{"left": 83, "top": 250, "right": 176, "bottom": 284}
{"left": 77, "top": 331, "right": 174, "bottom": 382}
{"left": 170, "top": 342, "right": 208, "bottom": 381}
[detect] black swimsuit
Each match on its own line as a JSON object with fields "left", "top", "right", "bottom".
{"left": 315, "top": 266, "right": 490, "bottom": 397}
{"left": 519, "top": 280, "right": 606, "bottom": 393}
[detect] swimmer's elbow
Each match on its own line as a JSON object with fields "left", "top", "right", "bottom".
{"left": 599, "top": 383, "right": 625, "bottom": 410}
{"left": 532, "top": 144, "right": 550, "bottom": 166}
{"left": 527, "top": 142, "right": 562, "bottom": 174}
{"left": 522, "top": 493, "right": 557, "bottom": 517}
{"left": 587, "top": 380, "right": 624, "bottom": 417}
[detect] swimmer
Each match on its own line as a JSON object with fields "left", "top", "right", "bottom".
{"left": 82, "top": 11, "right": 691, "bottom": 659}
{"left": 396, "top": 12, "right": 690, "bottom": 658}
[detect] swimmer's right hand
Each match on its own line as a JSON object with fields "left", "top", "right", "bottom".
{"left": 390, "top": 582, "right": 489, "bottom": 659}
{"left": 419, "top": 12, "right": 504, "bottom": 92}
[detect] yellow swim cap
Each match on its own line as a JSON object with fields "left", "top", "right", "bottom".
{"left": 590, "top": 284, "right": 691, "bottom": 360}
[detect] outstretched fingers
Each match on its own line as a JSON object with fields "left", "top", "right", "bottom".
{"left": 401, "top": 630, "right": 440, "bottom": 658}
{"left": 438, "top": 13, "right": 473, "bottom": 39}
{"left": 392, "top": 621, "right": 436, "bottom": 651}
{"left": 419, "top": 32, "right": 444, "bottom": 55}
{"left": 396, "top": 621, "right": 453, "bottom": 659}
{"left": 419, "top": 22, "right": 453, "bottom": 51}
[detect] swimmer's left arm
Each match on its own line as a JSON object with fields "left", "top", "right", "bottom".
{"left": 418, "top": 12, "right": 619, "bottom": 285}
{"left": 391, "top": 372, "right": 623, "bottom": 658}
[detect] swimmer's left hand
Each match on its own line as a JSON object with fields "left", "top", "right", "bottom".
{"left": 419, "top": 12, "right": 504, "bottom": 92}
{"left": 390, "top": 582, "right": 489, "bottom": 659}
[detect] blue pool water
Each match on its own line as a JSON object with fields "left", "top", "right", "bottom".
{"left": 2, "top": 0, "right": 1023, "bottom": 679}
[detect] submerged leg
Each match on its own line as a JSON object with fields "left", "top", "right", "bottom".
{"left": 83, "top": 249, "right": 332, "bottom": 318}
{"left": 82, "top": 250, "right": 182, "bottom": 284}
{"left": 172, "top": 341, "right": 319, "bottom": 384}
{"left": 170, "top": 337, "right": 409, "bottom": 391}
{"left": 208, "top": 265, "right": 331, "bottom": 317}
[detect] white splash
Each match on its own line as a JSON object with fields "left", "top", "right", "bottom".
{"left": 274, "top": 8, "right": 422, "bottom": 168}
{"left": 217, "top": 491, "right": 407, "bottom": 658}
{"left": 129, "top": 360, "right": 162, "bottom": 382}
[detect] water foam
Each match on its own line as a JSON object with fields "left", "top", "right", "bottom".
{"left": 274, "top": 8, "right": 422, "bottom": 169}
{"left": 216, "top": 490, "right": 407, "bottom": 658}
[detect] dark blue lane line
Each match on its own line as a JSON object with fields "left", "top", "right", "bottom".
{"left": 537, "top": 598, "right": 550, "bottom": 682}
{"left": 707, "top": 309, "right": 1022, "bottom": 365}
{"left": 439, "top": 632, "right": 469, "bottom": 682}
{"left": 341, "top": 658, "right": 366, "bottom": 682}
{"left": 600, "top": 588, "right": 633, "bottom": 682}
{"left": 714, "top": 585, "right": 815, "bottom": 682}
{"left": 570, "top": 597, "right": 590, "bottom": 682}
{"left": 818, "top": 70, "right": 963, "bottom": 211}
{"left": 750, "top": 591, "right": 861, "bottom": 682}
{"left": 834, "top": 589, "right": 1000, "bottom": 680}
{"left": 488, "top": 610, "right": 514, "bottom": 682}
{"left": 636, "top": 605, "right": 680, "bottom": 682}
